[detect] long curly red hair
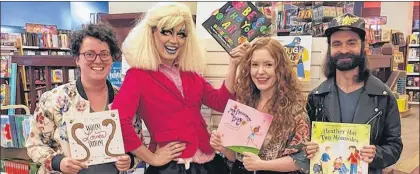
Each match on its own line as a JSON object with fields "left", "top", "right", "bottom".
{"left": 235, "top": 37, "right": 306, "bottom": 135}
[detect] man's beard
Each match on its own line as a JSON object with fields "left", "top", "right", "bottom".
{"left": 328, "top": 52, "right": 365, "bottom": 71}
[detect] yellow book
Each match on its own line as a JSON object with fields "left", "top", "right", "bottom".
{"left": 310, "top": 122, "right": 371, "bottom": 174}
{"left": 407, "top": 64, "right": 414, "bottom": 73}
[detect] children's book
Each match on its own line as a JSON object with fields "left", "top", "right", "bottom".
{"left": 310, "top": 122, "right": 371, "bottom": 174}
{"left": 217, "top": 99, "right": 273, "bottom": 155}
{"left": 67, "top": 110, "right": 125, "bottom": 166}
{"left": 51, "top": 69, "right": 63, "bottom": 83}
{"left": 107, "top": 61, "right": 122, "bottom": 87}
{"left": 202, "top": 1, "right": 272, "bottom": 55}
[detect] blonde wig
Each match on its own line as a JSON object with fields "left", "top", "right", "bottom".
{"left": 122, "top": 2, "right": 205, "bottom": 72}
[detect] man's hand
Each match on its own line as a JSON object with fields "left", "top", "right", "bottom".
{"left": 360, "top": 145, "right": 376, "bottom": 163}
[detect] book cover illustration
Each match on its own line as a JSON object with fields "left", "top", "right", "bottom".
{"left": 217, "top": 99, "right": 273, "bottom": 155}
{"left": 51, "top": 69, "right": 63, "bottom": 83}
{"left": 272, "top": 36, "right": 312, "bottom": 81}
{"left": 107, "top": 61, "right": 122, "bottom": 87}
{"left": 1, "top": 56, "right": 11, "bottom": 78}
{"left": 310, "top": 122, "right": 371, "bottom": 174}
{"left": 202, "top": 1, "right": 272, "bottom": 54}
{"left": 1, "top": 115, "right": 14, "bottom": 148}
{"left": 67, "top": 110, "right": 125, "bottom": 166}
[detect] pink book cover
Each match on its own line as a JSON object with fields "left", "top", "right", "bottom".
{"left": 217, "top": 99, "right": 273, "bottom": 155}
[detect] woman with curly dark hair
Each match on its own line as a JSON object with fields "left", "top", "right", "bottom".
{"left": 25, "top": 23, "right": 141, "bottom": 174}
{"left": 210, "top": 37, "right": 310, "bottom": 174}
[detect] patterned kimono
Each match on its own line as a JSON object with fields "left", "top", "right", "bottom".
{"left": 25, "top": 79, "right": 143, "bottom": 174}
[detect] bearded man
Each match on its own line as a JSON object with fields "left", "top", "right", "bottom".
{"left": 304, "top": 13, "right": 403, "bottom": 174}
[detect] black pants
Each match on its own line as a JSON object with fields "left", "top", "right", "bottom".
{"left": 145, "top": 154, "right": 230, "bottom": 174}
{"left": 231, "top": 160, "right": 302, "bottom": 174}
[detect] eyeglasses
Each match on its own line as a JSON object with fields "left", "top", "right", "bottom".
{"left": 79, "top": 51, "right": 112, "bottom": 62}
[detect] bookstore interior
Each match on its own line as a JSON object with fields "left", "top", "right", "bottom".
{"left": 0, "top": 1, "right": 419, "bottom": 174}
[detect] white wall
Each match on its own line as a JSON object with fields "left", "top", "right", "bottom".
{"left": 109, "top": 2, "right": 197, "bottom": 14}
{"left": 196, "top": 2, "right": 226, "bottom": 39}
{"left": 381, "top": 2, "right": 414, "bottom": 37}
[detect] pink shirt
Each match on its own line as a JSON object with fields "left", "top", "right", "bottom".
{"left": 158, "top": 63, "right": 215, "bottom": 164}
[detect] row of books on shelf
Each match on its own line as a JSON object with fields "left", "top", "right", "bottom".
{"left": 0, "top": 33, "right": 22, "bottom": 47}
{"left": 21, "top": 31, "right": 70, "bottom": 49}
{"left": 30, "top": 69, "right": 69, "bottom": 84}
{"left": 1, "top": 115, "right": 32, "bottom": 148}
{"left": 23, "top": 50, "right": 71, "bottom": 56}
{"left": 365, "top": 29, "right": 405, "bottom": 45}
{"left": 313, "top": 6, "right": 344, "bottom": 21}
{"left": 407, "top": 90, "right": 420, "bottom": 102}
{"left": 407, "top": 77, "right": 420, "bottom": 88}
{"left": 408, "top": 47, "right": 419, "bottom": 59}
{"left": 1, "top": 159, "right": 39, "bottom": 174}
{"left": 407, "top": 63, "right": 420, "bottom": 73}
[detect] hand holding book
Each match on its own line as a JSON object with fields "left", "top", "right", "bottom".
{"left": 229, "top": 42, "right": 251, "bottom": 67}
{"left": 360, "top": 145, "right": 376, "bottom": 163}
{"left": 60, "top": 157, "right": 88, "bottom": 173}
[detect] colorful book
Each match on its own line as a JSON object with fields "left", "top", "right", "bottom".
{"left": 310, "top": 122, "right": 371, "bottom": 174}
{"left": 67, "top": 110, "right": 125, "bottom": 166}
{"left": 51, "top": 69, "right": 63, "bottom": 83}
{"left": 217, "top": 99, "right": 273, "bottom": 155}
{"left": 202, "top": 1, "right": 272, "bottom": 54}
{"left": 0, "top": 56, "right": 11, "bottom": 78}
{"left": 107, "top": 61, "right": 122, "bottom": 87}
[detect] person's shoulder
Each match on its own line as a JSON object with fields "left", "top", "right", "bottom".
{"left": 365, "top": 75, "right": 395, "bottom": 98}
{"left": 38, "top": 82, "right": 76, "bottom": 107}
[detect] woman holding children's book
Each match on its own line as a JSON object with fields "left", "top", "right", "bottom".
{"left": 25, "top": 24, "right": 139, "bottom": 174}
{"left": 210, "top": 37, "right": 311, "bottom": 174}
{"left": 111, "top": 2, "right": 249, "bottom": 174}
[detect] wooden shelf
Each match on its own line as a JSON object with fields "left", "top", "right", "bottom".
{"left": 367, "top": 55, "right": 393, "bottom": 69}
{"left": 408, "top": 101, "right": 420, "bottom": 105}
{"left": 407, "top": 58, "right": 420, "bottom": 61}
{"left": 12, "top": 55, "right": 77, "bottom": 114}
{"left": 22, "top": 46, "right": 70, "bottom": 50}
{"left": 12, "top": 55, "right": 75, "bottom": 67}
{"left": 407, "top": 72, "right": 420, "bottom": 76}
{"left": 406, "top": 87, "right": 420, "bottom": 90}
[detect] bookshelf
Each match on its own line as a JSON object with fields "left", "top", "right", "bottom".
{"left": 11, "top": 55, "right": 78, "bottom": 114}
{"left": 406, "top": 30, "right": 419, "bottom": 105}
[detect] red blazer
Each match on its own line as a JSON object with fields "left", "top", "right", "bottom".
{"left": 112, "top": 68, "right": 235, "bottom": 158}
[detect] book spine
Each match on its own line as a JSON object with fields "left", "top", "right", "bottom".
{"left": 8, "top": 63, "right": 17, "bottom": 115}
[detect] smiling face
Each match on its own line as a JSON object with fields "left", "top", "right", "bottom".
{"left": 76, "top": 36, "right": 113, "bottom": 82}
{"left": 329, "top": 30, "right": 363, "bottom": 71}
{"left": 152, "top": 23, "right": 187, "bottom": 65}
{"left": 250, "top": 48, "right": 277, "bottom": 95}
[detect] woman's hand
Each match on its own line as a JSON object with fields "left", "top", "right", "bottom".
{"left": 151, "top": 141, "right": 186, "bottom": 167}
{"left": 115, "top": 154, "right": 131, "bottom": 171}
{"left": 210, "top": 130, "right": 226, "bottom": 152}
{"left": 243, "top": 152, "right": 263, "bottom": 171}
{"left": 303, "top": 142, "right": 319, "bottom": 159}
{"left": 229, "top": 42, "right": 251, "bottom": 67}
{"left": 60, "top": 157, "right": 88, "bottom": 174}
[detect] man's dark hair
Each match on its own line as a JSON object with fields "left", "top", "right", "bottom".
{"left": 70, "top": 23, "right": 121, "bottom": 61}
{"left": 322, "top": 42, "right": 370, "bottom": 82}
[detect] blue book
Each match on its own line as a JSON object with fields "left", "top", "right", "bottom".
{"left": 107, "top": 61, "right": 122, "bottom": 87}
